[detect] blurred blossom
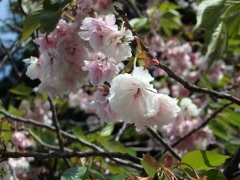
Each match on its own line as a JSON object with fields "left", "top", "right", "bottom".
{"left": 162, "top": 98, "right": 215, "bottom": 156}
{"left": 198, "top": 59, "right": 232, "bottom": 83}
{"left": 171, "top": 84, "right": 190, "bottom": 97}
{"left": 68, "top": 89, "right": 94, "bottom": 113}
{"left": 180, "top": 98, "right": 200, "bottom": 117}
{"left": 0, "top": 157, "right": 34, "bottom": 180}
{"left": 12, "top": 131, "right": 32, "bottom": 149}
{"left": 19, "top": 99, "right": 52, "bottom": 125}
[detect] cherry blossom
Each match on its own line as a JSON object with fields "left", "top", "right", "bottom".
{"left": 79, "top": 14, "right": 134, "bottom": 62}
{"left": 12, "top": 131, "right": 32, "bottom": 149}
{"left": 20, "top": 99, "right": 52, "bottom": 125}
{"left": 83, "top": 52, "right": 118, "bottom": 85}
{"left": 68, "top": 89, "right": 94, "bottom": 113}
{"left": 162, "top": 98, "right": 215, "bottom": 156}
{"left": 108, "top": 66, "right": 180, "bottom": 129}
{"left": 24, "top": 20, "right": 91, "bottom": 96}
{"left": 90, "top": 85, "right": 118, "bottom": 122}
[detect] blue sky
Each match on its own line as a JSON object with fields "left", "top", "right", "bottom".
{"left": 0, "top": 0, "right": 18, "bottom": 46}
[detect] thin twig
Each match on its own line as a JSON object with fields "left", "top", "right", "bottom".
{"left": 7, "top": 161, "right": 17, "bottom": 180}
{"left": 171, "top": 102, "right": 232, "bottom": 147}
{"left": 47, "top": 97, "right": 64, "bottom": 152}
{"left": 158, "top": 63, "right": 240, "bottom": 106}
{"left": 27, "top": 129, "right": 72, "bottom": 152}
{"left": 0, "top": 18, "right": 22, "bottom": 32}
{"left": 147, "top": 127, "right": 181, "bottom": 161}
{"left": 115, "top": 122, "right": 127, "bottom": 141}
{"left": 0, "top": 109, "right": 102, "bottom": 151}
{"left": 223, "top": 147, "right": 240, "bottom": 179}
{"left": 0, "top": 110, "right": 142, "bottom": 169}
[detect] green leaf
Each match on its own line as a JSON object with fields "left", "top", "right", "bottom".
{"left": 99, "top": 138, "right": 136, "bottom": 156}
{"left": 61, "top": 167, "right": 87, "bottom": 180}
{"left": 21, "top": 5, "right": 43, "bottom": 41}
{"left": 141, "top": 160, "right": 156, "bottom": 177}
{"left": 129, "top": 18, "right": 148, "bottom": 31}
{"left": 106, "top": 174, "right": 128, "bottom": 180}
{"left": 181, "top": 150, "right": 230, "bottom": 170}
{"left": 10, "top": 84, "right": 32, "bottom": 96}
{"left": 73, "top": 126, "right": 87, "bottom": 140}
{"left": 8, "top": 106, "right": 26, "bottom": 117}
{"left": 90, "top": 169, "right": 105, "bottom": 180}
{"left": 194, "top": 0, "right": 225, "bottom": 30}
{"left": 199, "top": 169, "right": 226, "bottom": 180}
{"left": 43, "top": 0, "right": 71, "bottom": 11}
{"left": 227, "top": 10, "right": 240, "bottom": 37}
{"left": 39, "top": 9, "right": 62, "bottom": 34}
{"left": 40, "top": 0, "right": 71, "bottom": 34}
{"left": 206, "top": 20, "right": 228, "bottom": 65}
{"left": 100, "top": 123, "right": 114, "bottom": 137}
{"left": 161, "top": 10, "right": 182, "bottom": 36}
{"left": 208, "top": 121, "right": 229, "bottom": 140}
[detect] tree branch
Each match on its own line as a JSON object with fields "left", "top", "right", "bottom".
{"left": 0, "top": 151, "right": 141, "bottom": 164}
{"left": 47, "top": 97, "right": 64, "bottom": 152}
{"left": 0, "top": 110, "right": 142, "bottom": 170}
{"left": 147, "top": 127, "right": 181, "bottom": 161}
{"left": 158, "top": 63, "right": 240, "bottom": 106}
{"left": 27, "top": 129, "right": 72, "bottom": 152}
{"left": 0, "top": 109, "right": 102, "bottom": 151}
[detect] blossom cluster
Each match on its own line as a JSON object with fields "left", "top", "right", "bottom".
{"left": 162, "top": 98, "right": 216, "bottom": 156}
{"left": 23, "top": 0, "right": 181, "bottom": 130}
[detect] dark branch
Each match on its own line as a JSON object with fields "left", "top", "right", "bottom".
{"left": 171, "top": 102, "right": 232, "bottom": 147}
{"left": 224, "top": 147, "right": 240, "bottom": 179}
{"left": 0, "top": 151, "right": 141, "bottom": 165}
{"left": 0, "top": 109, "right": 103, "bottom": 151}
{"left": 158, "top": 63, "right": 240, "bottom": 106}
{"left": 28, "top": 129, "right": 72, "bottom": 152}
{"left": 0, "top": 110, "right": 142, "bottom": 169}
{"left": 147, "top": 127, "right": 181, "bottom": 161}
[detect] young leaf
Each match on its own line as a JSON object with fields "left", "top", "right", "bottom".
{"left": 100, "top": 123, "right": 114, "bottom": 137}
{"left": 158, "top": 2, "right": 180, "bottom": 13}
{"left": 181, "top": 150, "right": 230, "bottom": 170}
{"left": 141, "top": 159, "right": 156, "bottom": 177}
{"left": 61, "top": 167, "right": 88, "bottom": 180}
{"left": 129, "top": 18, "right": 148, "bottom": 31}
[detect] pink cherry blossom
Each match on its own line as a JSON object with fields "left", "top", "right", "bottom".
{"left": 90, "top": 85, "right": 118, "bottom": 122}
{"left": 162, "top": 98, "right": 215, "bottom": 156}
{"left": 24, "top": 20, "right": 91, "bottom": 96}
{"left": 83, "top": 52, "right": 118, "bottom": 85}
{"left": 79, "top": 14, "right": 134, "bottom": 62}
{"left": 68, "top": 89, "right": 94, "bottom": 113}
{"left": 12, "top": 131, "right": 32, "bottom": 149}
